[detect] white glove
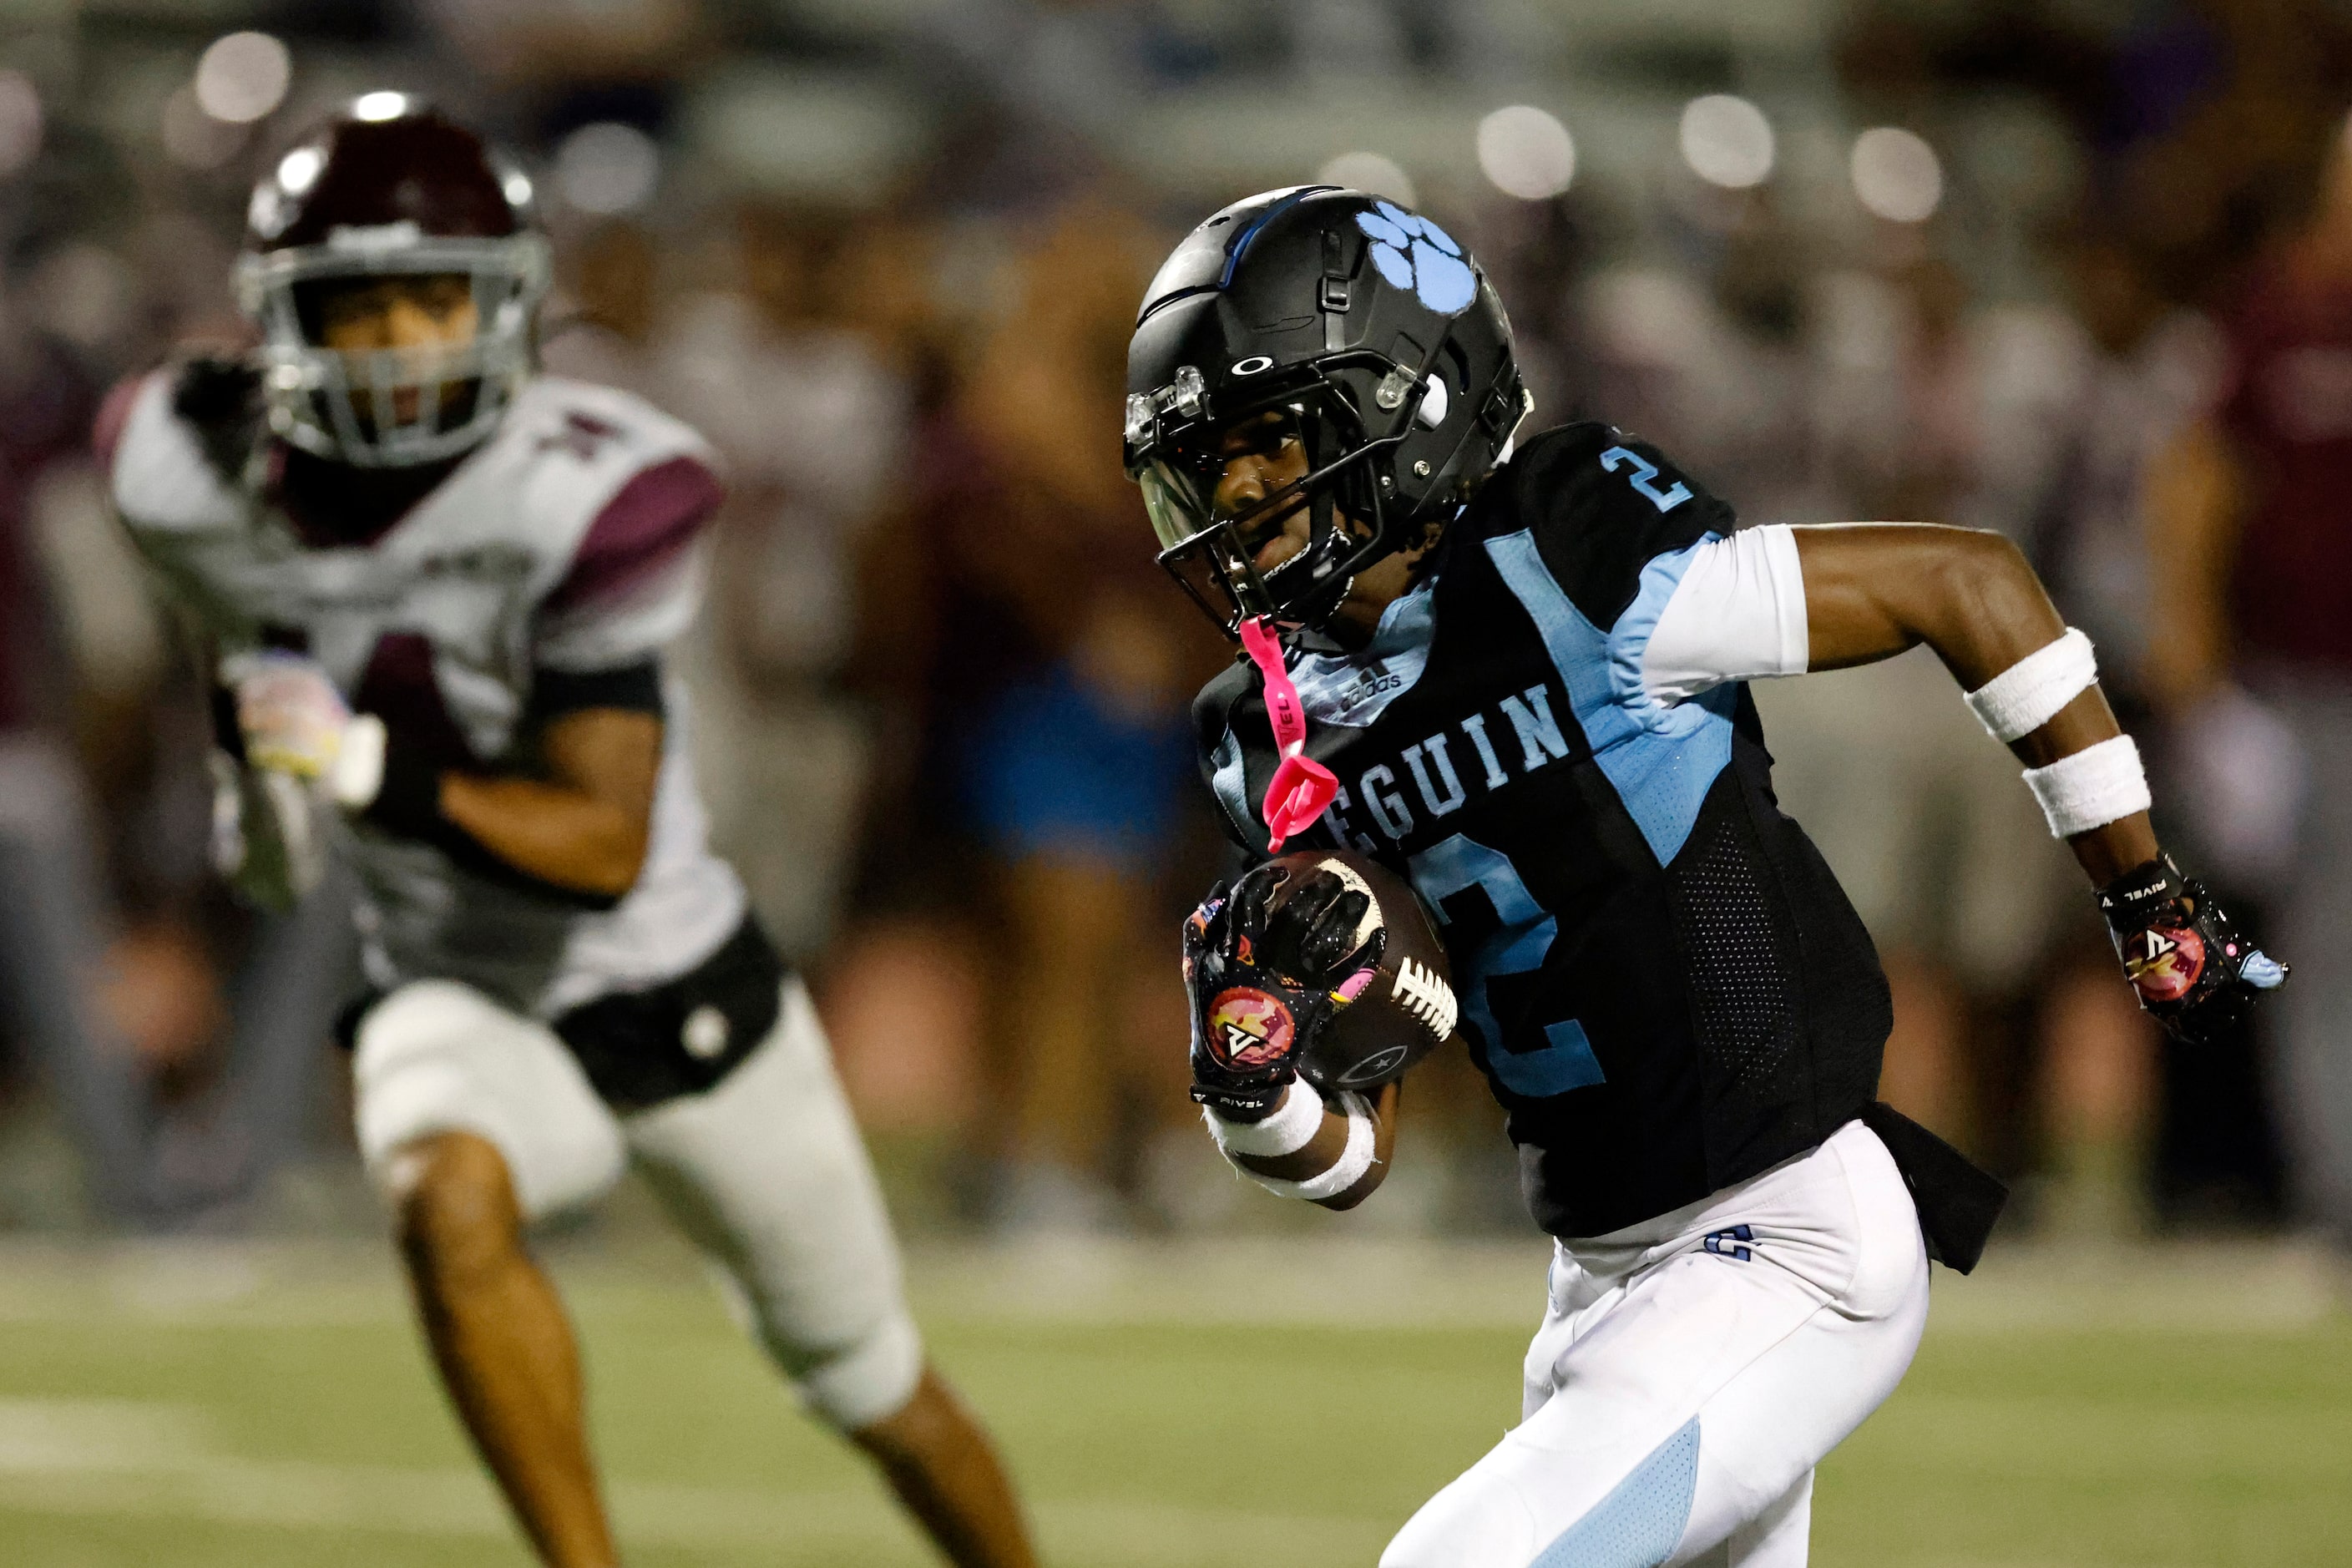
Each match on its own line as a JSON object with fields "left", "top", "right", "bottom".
{"left": 218, "top": 650, "right": 386, "bottom": 809}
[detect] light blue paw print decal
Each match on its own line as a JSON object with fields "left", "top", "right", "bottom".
{"left": 1354, "top": 201, "right": 1478, "bottom": 316}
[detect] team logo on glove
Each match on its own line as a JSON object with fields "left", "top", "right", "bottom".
{"left": 2124, "top": 925, "right": 2204, "bottom": 1004}
{"left": 1205, "top": 988, "right": 1295, "bottom": 1071}
{"left": 2097, "top": 853, "right": 2287, "bottom": 1046}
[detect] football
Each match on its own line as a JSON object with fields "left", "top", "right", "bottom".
{"left": 1263, "top": 847, "right": 1459, "bottom": 1094}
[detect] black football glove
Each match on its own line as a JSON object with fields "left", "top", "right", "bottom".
{"left": 170, "top": 353, "right": 264, "bottom": 479}
{"left": 2097, "top": 855, "right": 2287, "bottom": 1048}
{"left": 1181, "top": 863, "right": 1382, "bottom": 1120}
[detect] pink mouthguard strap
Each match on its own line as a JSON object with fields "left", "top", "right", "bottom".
{"left": 1237, "top": 615, "right": 1338, "bottom": 854}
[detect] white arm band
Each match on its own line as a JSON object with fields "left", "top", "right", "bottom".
{"left": 1202, "top": 1079, "right": 1327, "bottom": 1159}
{"left": 1965, "top": 628, "right": 2097, "bottom": 742}
{"left": 1250, "top": 1090, "right": 1378, "bottom": 1201}
{"left": 1206, "top": 1088, "right": 1378, "bottom": 1202}
{"left": 1639, "top": 524, "right": 1810, "bottom": 705}
{"left": 2023, "top": 734, "right": 2152, "bottom": 837}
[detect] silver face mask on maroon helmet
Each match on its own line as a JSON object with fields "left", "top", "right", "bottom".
{"left": 235, "top": 215, "right": 549, "bottom": 468}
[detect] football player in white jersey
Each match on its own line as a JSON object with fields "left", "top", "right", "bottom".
{"left": 104, "top": 99, "right": 1034, "bottom": 1568}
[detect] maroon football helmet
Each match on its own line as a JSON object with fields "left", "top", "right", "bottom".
{"left": 235, "top": 94, "right": 549, "bottom": 467}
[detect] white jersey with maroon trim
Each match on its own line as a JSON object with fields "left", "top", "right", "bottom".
{"left": 109, "top": 371, "right": 746, "bottom": 1017}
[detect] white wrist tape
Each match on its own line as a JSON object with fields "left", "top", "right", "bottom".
{"left": 1244, "top": 1090, "right": 1378, "bottom": 1202}
{"left": 329, "top": 713, "right": 387, "bottom": 810}
{"left": 1202, "top": 1079, "right": 1327, "bottom": 1159}
{"left": 1965, "top": 628, "right": 2097, "bottom": 743}
{"left": 2023, "top": 734, "right": 2152, "bottom": 837}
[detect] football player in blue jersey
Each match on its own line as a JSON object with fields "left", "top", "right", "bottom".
{"left": 1125, "top": 187, "right": 2286, "bottom": 1567}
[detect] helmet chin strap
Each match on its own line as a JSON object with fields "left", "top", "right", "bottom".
{"left": 1283, "top": 587, "right": 1355, "bottom": 655}
{"left": 1237, "top": 615, "right": 1338, "bottom": 854}
{"left": 1250, "top": 483, "right": 1367, "bottom": 633}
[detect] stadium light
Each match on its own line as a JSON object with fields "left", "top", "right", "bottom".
{"left": 1316, "top": 149, "right": 1414, "bottom": 207}
{"left": 195, "top": 32, "right": 291, "bottom": 124}
{"left": 0, "top": 69, "right": 40, "bottom": 178}
{"left": 1679, "top": 95, "right": 1774, "bottom": 189}
{"left": 555, "top": 122, "right": 660, "bottom": 215}
{"left": 276, "top": 144, "right": 323, "bottom": 195}
{"left": 1850, "top": 126, "right": 1942, "bottom": 222}
{"left": 1477, "top": 106, "right": 1575, "bottom": 201}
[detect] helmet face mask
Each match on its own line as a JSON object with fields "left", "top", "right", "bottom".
{"left": 1136, "top": 379, "right": 1407, "bottom": 636}
{"left": 241, "top": 235, "right": 548, "bottom": 466}
{"left": 236, "top": 101, "right": 548, "bottom": 469}
{"left": 1125, "top": 188, "right": 1526, "bottom": 643}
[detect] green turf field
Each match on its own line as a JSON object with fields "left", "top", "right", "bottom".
{"left": 0, "top": 1236, "right": 2343, "bottom": 1566}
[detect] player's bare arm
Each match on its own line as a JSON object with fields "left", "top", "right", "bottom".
{"left": 1790, "top": 520, "right": 2283, "bottom": 1038}
{"left": 438, "top": 707, "right": 660, "bottom": 898}
{"left": 210, "top": 650, "right": 665, "bottom": 903}
{"left": 1791, "top": 523, "right": 2157, "bottom": 882}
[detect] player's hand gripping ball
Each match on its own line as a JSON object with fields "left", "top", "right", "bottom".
{"left": 2097, "top": 854, "right": 2286, "bottom": 1047}
{"left": 1182, "top": 850, "right": 1458, "bottom": 1120}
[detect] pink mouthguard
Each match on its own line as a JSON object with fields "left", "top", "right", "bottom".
{"left": 1238, "top": 615, "right": 1338, "bottom": 854}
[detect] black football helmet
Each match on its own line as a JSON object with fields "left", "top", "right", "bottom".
{"left": 1124, "top": 186, "right": 1526, "bottom": 640}
{"left": 235, "top": 95, "right": 548, "bottom": 467}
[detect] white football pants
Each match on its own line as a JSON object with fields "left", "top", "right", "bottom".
{"left": 350, "top": 975, "right": 924, "bottom": 1432}
{"left": 1383, "top": 1119, "right": 1930, "bottom": 1568}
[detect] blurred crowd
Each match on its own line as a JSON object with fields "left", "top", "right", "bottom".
{"left": 3, "top": 0, "right": 2350, "bottom": 1249}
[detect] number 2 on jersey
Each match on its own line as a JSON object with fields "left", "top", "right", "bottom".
{"left": 1407, "top": 833, "right": 1607, "bottom": 1098}
{"left": 1599, "top": 445, "right": 1692, "bottom": 513}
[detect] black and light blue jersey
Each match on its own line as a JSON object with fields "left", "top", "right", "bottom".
{"left": 1192, "top": 422, "right": 1890, "bottom": 1238}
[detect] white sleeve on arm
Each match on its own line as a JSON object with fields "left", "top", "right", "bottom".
{"left": 1640, "top": 524, "right": 1809, "bottom": 706}
{"left": 532, "top": 455, "right": 724, "bottom": 672}
{"left": 1201, "top": 1082, "right": 1379, "bottom": 1202}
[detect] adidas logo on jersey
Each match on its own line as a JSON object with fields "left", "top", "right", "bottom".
{"left": 1390, "top": 958, "right": 1458, "bottom": 1040}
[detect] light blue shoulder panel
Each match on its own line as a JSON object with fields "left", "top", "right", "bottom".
{"left": 1484, "top": 530, "right": 1734, "bottom": 865}
{"left": 1290, "top": 577, "right": 1437, "bottom": 730}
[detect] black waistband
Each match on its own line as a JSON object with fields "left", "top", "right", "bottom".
{"left": 1859, "top": 1100, "right": 2008, "bottom": 1274}
{"left": 334, "top": 913, "right": 791, "bottom": 1113}
{"left": 552, "top": 914, "right": 789, "bottom": 1110}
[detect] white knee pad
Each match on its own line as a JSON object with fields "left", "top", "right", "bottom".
{"left": 701, "top": 1257, "right": 924, "bottom": 1431}
{"left": 781, "top": 1303, "right": 926, "bottom": 1433}
{"left": 626, "top": 979, "right": 927, "bottom": 1431}
{"left": 352, "top": 979, "right": 626, "bottom": 1222}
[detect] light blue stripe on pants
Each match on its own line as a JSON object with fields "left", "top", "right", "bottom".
{"left": 1381, "top": 1121, "right": 1928, "bottom": 1568}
